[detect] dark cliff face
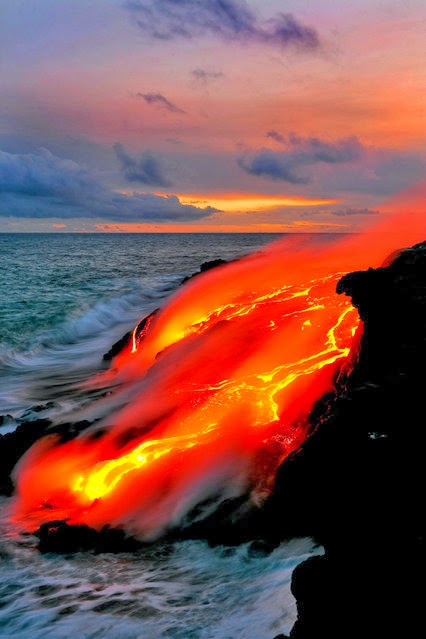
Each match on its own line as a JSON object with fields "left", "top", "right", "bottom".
{"left": 273, "top": 240, "right": 426, "bottom": 639}
{"left": 266, "top": 242, "right": 426, "bottom": 537}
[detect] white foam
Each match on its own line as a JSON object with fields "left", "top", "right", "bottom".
{"left": 0, "top": 276, "right": 182, "bottom": 418}
{"left": 0, "top": 503, "right": 322, "bottom": 639}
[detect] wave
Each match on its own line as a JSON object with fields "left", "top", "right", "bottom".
{"left": 0, "top": 500, "right": 321, "bottom": 639}
{"left": 0, "top": 274, "right": 183, "bottom": 419}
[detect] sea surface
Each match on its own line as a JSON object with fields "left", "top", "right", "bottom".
{"left": 0, "top": 233, "right": 323, "bottom": 638}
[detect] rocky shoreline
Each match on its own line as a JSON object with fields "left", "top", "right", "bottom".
{"left": 1, "top": 242, "right": 425, "bottom": 637}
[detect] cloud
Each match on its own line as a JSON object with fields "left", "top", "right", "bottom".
{"left": 137, "top": 92, "right": 186, "bottom": 114}
{"left": 191, "top": 69, "right": 224, "bottom": 82}
{"left": 331, "top": 207, "right": 379, "bottom": 216}
{"left": 114, "top": 143, "right": 171, "bottom": 187}
{"left": 239, "top": 135, "right": 364, "bottom": 183}
{"left": 0, "top": 148, "right": 216, "bottom": 222}
{"left": 239, "top": 153, "right": 309, "bottom": 184}
{"left": 319, "top": 151, "right": 426, "bottom": 196}
{"left": 266, "top": 130, "right": 285, "bottom": 144}
{"left": 124, "top": 0, "right": 320, "bottom": 50}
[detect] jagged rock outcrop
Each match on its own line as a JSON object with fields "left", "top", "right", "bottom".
{"left": 37, "top": 520, "right": 141, "bottom": 554}
{"left": 180, "top": 258, "right": 227, "bottom": 285}
{"left": 0, "top": 419, "right": 51, "bottom": 495}
{"left": 274, "top": 241, "right": 426, "bottom": 638}
{"left": 102, "top": 309, "right": 158, "bottom": 361}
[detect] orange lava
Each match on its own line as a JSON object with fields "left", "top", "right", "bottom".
{"left": 12, "top": 212, "right": 425, "bottom": 540}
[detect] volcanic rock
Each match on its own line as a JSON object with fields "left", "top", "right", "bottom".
{"left": 103, "top": 307, "right": 160, "bottom": 361}
{"left": 37, "top": 520, "right": 142, "bottom": 554}
{"left": 180, "top": 258, "right": 227, "bottom": 285}
{"left": 272, "top": 240, "right": 426, "bottom": 638}
{"left": 102, "top": 329, "right": 132, "bottom": 361}
{"left": 0, "top": 419, "right": 51, "bottom": 495}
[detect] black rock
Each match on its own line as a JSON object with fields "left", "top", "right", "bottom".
{"left": 180, "top": 259, "right": 228, "bottom": 285}
{"left": 102, "top": 307, "right": 161, "bottom": 362}
{"left": 37, "top": 520, "right": 100, "bottom": 553}
{"left": 102, "top": 330, "right": 132, "bottom": 361}
{"left": 275, "top": 240, "right": 426, "bottom": 638}
{"left": 37, "top": 520, "right": 141, "bottom": 554}
{"left": 132, "top": 308, "right": 159, "bottom": 352}
{"left": 0, "top": 419, "right": 51, "bottom": 495}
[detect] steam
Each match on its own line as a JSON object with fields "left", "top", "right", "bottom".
{"left": 12, "top": 211, "right": 425, "bottom": 540}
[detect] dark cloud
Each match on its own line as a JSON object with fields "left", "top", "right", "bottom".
{"left": 0, "top": 148, "right": 216, "bottom": 222}
{"left": 137, "top": 92, "right": 186, "bottom": 114}
{"left": 114, "top": 143, "right": 171, "bottom": 187}
{"left": 331, "top": 207, "right": 380, "bottom": 216}
{"left": 191, "top": 69, "right": 224, "bottom": 82}
{"left": 124, "top": 1, "right": 320, "bottom": 50}
{"left": 0, "top": 147, "right": 100, "bottom": 199}
{"left": 239, "top": 135, "right": 363, "bottom": 183}
{"left": 266, "top": 130, "right": 285, "bottom": 144}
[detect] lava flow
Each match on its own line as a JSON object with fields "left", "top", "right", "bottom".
{"left": 12, "top": 213, "right": 425, "bottom": 540}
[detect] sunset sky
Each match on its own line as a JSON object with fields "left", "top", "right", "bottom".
{"left": 1, "top": 0, "right": 425, "bottom": 232}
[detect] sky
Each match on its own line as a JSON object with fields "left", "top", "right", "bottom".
{"left": 0, "top": 0, "right": 425, "bottom": 232}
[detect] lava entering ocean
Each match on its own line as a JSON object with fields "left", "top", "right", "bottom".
{"left": 12, "top": 213, "right": 425, "bottom": 540}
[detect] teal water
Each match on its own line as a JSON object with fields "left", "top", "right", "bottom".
{"left": 0, "top": 233, "right": 284, "bottom": 416}
{"left": 1, "top": 233, "right": 282, "bottom": 352}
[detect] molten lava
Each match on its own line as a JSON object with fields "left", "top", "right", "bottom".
{"left": 73, "top": 275, "right": 358, "bottom": 506}
{"left": 12, "top": 214, "right": 425, "bottom": 540}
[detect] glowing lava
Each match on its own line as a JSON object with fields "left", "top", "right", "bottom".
{"left": 73, "top": 275, "right": 358, "bottom": 506}
{"left": 11, "top": 214, "right": 425, "bottom": 540}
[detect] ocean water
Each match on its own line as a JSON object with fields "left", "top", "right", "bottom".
{"left": 0, "top": 233, "right": 288, "bottom": 419}
{"left": 0, "top": 502, "right": 320, "bottom": 639}
{"left": 0, "top": 233, "right": 323, "bottom": 638}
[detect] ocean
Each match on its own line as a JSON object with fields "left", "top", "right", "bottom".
{"left": 0, "top": 233, "right": 287, "bottom": 418}
{"left": 0, "top": 233, "right": 322, "bottom": 638}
